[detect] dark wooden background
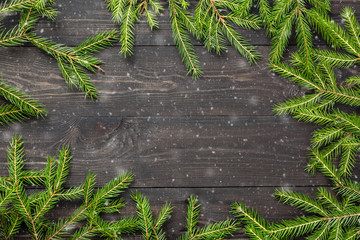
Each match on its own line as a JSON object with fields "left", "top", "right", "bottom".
{"left": 0, "top": 0, "right": 359, "bottom": 239}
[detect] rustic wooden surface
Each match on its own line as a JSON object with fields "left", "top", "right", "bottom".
{"left": 0, "top": 0, "right": 359, "bottom": 239}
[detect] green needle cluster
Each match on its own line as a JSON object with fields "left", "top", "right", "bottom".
{"left": 232, "top": 1, "right": 360, "bottom": 240}
{"left": 1, "top": 0, "right": 119, "bottom": 101}
{"left": 105, "top": 0, "right": 264, "bottom": 78}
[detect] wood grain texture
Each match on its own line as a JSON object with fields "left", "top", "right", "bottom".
{"left": 0, "top": 116, "right": 325, "bottom": 188}
{"left": 0, "top": 46, "right": 356, "bottom": 117}
{"left": 0, "top": 0, "right": 359, "bottom": 239}
{"left": 2, "top": 0, "right": 358, "bottom": 47}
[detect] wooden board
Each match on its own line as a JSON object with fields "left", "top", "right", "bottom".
{"left": 0, "top": 46, "right": 299, "bottom": 117}
{"left": 0, "top": 0, "right": 359, "bottom": 239}
{"left": 0, "top": 116, "right": 326, "bottom": 187}
{"left": 0, "top": 46, "right": 356, "bottom": 117}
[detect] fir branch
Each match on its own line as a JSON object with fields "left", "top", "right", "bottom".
{"left": 99, "top": 198, "right": 125, "bottom": 213}
{"left": 335, "top": 179, "right": 360, "bottom": 202}
{"left": 83, "top": 172, "right": 96, "bottom": 207}
{"left": 0, "top": 0, "right": 35, "bottom": 14}
{"left": 71, "top": 30, "right": 119, "bottom": 56}
{"left": 0, "top": 2, "right": 116, "bottom": 102}
{"left": 270, "top": 62, "right": 322, "bottom": 90}
{"left": 0, "top": 25, "right": 28, "bottom": 47}
{"left": 270, "top": 10, "right": 295, "bottom": 62}
{"left": 169, "top": 0, "right": 202, "bottom": 78}
{"left": 0, "top": 104, "right": 28, "bottom": 126}
{"left": 316, "top": 187, "right": 342, "bottom": 213}
{"left": 144, "top": 6, "right": 159, "bottom": 30}
{"left": 0, "top": 136, "right": 142, "bottom": 239}
{"left": 307, "top": 0, "right": 331, "bottom": 13}
{"left": 341, "top": 7, "right": 360, "bottom": 50}
{"left": 106, "top": 0, "right": 261, "bottom": 78}
{"left": 346, "top": 75, "right": 360, "bottom": 85}
{"left": 222, "top": 22, "right": 260, "bottom": 63}
{"left": 0, "top": 79, "right": 46, "bottom": 118}
{"left": 0, "top": 213, "right": 21, "bottom": 240}
{"left": 271, "top": 57, "right": 360, "bottom": 180}
{"left": 7, "top": 136, "right": 26, "bottom": 185}
{"left": 19, "top": 170, "right": 46, "bottom": 186}
{"left": 192, "top": 219, "right": 238, "bottom": 239}
{"left": 257, "top": 0, "right": 274, "bottom": 36}
{"left": 46, "top": 205, "right": 88, "bottom": 239}
{"left": 186, "top": 195, "right": 200, "bottom": 236}
{"left": 70, "top": 227, "right": 95, "bottom": 240}
{"left": 339, "top": 144, "right": 357, "bottom": 177}
{"left": 271, "top": 0, "right": 292, "bottom": 25}
{"left": 199, "top": 0, "right": 261, "bottom": 62}
{"left": 131, "top": 191, "right": 157, "bottom": 239}
{"left": 92, "top": 172, "right": 133, "bottom": 206}
{"left": 154, "top": 202, "right": 172, "bottom": 232}
{"left": 132, "top": 192, "right": 237, "bottom": 239}
{"left": 131, "top": 190, "right": 173, "bottom": 239}
{"left": 275, "top": 188, "right": 328, "bottom": 217}
{"left": 119, "top": 0, "right": 136, "bottom": 58}
{"left": 311, "top": 126, "right": 346, "bottom": 149}
{"left": 308, "top": 9, "right": 360, "bottom": 58}
{"left": 178, "top": 195, "right": 238, "bottom": 239}
{"left": 25, "top": 32, "right": 117, "bottom": 100}
{"left": 312, "top": 49, "right": 359, "bottom": 68}
{"left": 295, "top": 10, "right": 314, "bottom": 73}
{"left": 55, "top": 185, "right": 84, "bottom": 201}
{"left": 268, "top": 0, "right": 323, "bottom": 67}
{"left": 231, "top": 201, "right": 270, "bottom": 233}
{"left": 307, "top": 150, "right": 342, "bottom": 183}
{"left": 273, "top": 93, "right": 322, "bottom": 115}
{"left": 109, "top": 216, "right": 139, "bottom": 234}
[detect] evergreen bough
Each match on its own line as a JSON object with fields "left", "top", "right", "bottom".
{"left": 0, "top": 136, "right": 238, "bottom": 239}
{"left": 4, "top": 0, "right": 360, "bottom": 239}
{"left": 0, "top": 77, "right": 46, "bottom": 126}
{"left": 0, "top": 135, "right": 139, "bottom": 239}
{"left": 0, "top": 0, "right": 119, "bottom": 100}
{"left": 268, "top": 0, "right": 330, "bottom": 72}
{"left": 132, "top": 192, "right": 239, "bottom": 239}
{"left": 232, "top": 3, "right": 360, "bottom": 240}
{"left": 104, "top": 0, "right": 264, "bottom": 78}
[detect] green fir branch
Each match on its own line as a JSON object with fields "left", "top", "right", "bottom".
{"left": 105, "top": 0, "right": 261, "bottom": 78}
{"left": 0, "top": 136, "right": 144, "bottom": 239}
{"left": 0, "top": 0, "right": 35, "bottom": 14}
{"left": 234, "top": 4, "right": 360, "bottom": 239}
{"left": 308, "top": 7, "right": 360, "bottom": 61}
{"left": 0, "top": 1, "right": 116, "bottom": 103}
{"left": 169, "top": 0, "right": 202, "bottom": 78}
{"left": 177, "top": 195, "right": 238, "bottom": 239}
{"left": 25, "top": 32, "right": 117, "bottom": 100}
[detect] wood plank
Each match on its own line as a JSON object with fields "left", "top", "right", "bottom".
{"left": 0, "top": 45, "right": 339, "bottom": 117}
{"left": 0, "top": 115, "right": 327, "bottom": 187}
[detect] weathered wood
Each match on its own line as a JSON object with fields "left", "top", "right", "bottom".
{"left": 0, "top": 115, "right": 325, "bottom": 187}
{"left": 0, "top": 45, "right": 352, "bottom": 117}
{"left": 1, "top": 0, "right": 360, "bottom": 239}
{"left": 2, "top": 0, "right": 356, "bottom": 47}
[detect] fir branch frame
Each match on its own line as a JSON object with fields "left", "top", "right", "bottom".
{"left": 2, "top": 0, "right": 360, "bottom": 239}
